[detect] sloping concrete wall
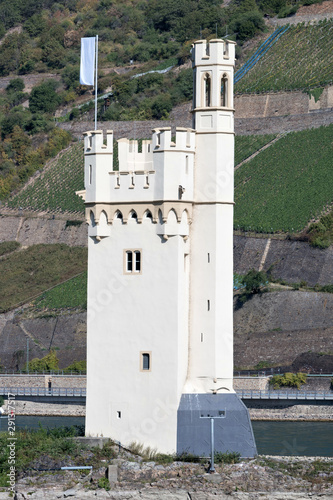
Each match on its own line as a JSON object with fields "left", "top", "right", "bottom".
{"left": 234, "top": 235, "right": 333, "bottom": 286}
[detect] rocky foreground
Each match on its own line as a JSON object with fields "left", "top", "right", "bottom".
{"left": 4, "top": 453, "right": 333, "bottom": 500}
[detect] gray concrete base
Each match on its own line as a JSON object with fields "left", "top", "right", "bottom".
{"left": 177, "top": 393, "right": 257, "bottom": 458}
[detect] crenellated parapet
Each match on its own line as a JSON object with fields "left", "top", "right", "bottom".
{"left": 84, "top": 129, "right": 113, "bottom": 155}
{"left": 192, "top": 39, "right": 235, "bottom": 67}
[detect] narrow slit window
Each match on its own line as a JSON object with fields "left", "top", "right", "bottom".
{"left": 135, "top": 251, "right": 141, "bottom": 272}
{"left": 126, "top": 251, "right": 133, "bottom": 272}
{"left": 221, "top": 74, "right": 228, "bottom": 107}
{"left": 208, "top": 253, "right": 210, "bottom": 263}
{"left": 117, "top": 411, "right": 121, "bottom": 419}
{"left": 207, "top": 300, "right": 210, "bottom": 311}
{"left": 201, "top": 332, "right": 204, "bottom": 343}
{"left": 89, "top": 165, "right": 92, "bottom": 185}
{"left": 205, "top": 75, "right": 211, "bottom": 107}
{"left": 141, "top": 352, "right": 151, "bottom": 371}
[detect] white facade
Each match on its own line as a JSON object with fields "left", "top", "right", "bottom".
{"left": 81, "top": 39, "right": 255, "bottom": 455}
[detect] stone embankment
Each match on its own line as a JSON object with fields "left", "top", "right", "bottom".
{"left": 8, "top": 454, "right": 333, "bottom": 500}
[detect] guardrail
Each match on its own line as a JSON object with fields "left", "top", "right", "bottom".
{"left": 236, "top": 390, "right": 333, "bottom": 400}
{"left": 0, "top": 387, "right": 86, "bottom": 397}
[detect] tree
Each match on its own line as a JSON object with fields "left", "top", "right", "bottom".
{"left": 28, "top": 350, "right": 59, "bottom": 372}
{"left": 241, "top": 269, "right": 267, "bottom": 294}
{"left": 29, "top": 80, "right": 61, "bottom": 114}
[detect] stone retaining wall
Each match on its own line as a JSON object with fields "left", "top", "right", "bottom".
{"left": 0, "top": 375, "right": 86, "bottom": 388}
{"left": 0, "top": 215, "right": 86, "bottom": 247}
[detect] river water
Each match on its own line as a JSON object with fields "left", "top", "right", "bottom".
{"left": 1, "top": 417, "right": 332, "bottom": 457}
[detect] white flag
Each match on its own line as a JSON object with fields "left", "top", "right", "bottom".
{"left": 80, "top": 37, "right": 96, "bottom": 86}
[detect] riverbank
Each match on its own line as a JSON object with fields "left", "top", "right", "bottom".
{"left": 8, "top": 454, "right": 333, "bottom": 500}
{"left": 3, "top": 400, "right": 333, "bottom": 421}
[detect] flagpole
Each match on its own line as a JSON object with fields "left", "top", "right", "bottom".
{"left": 95, "top": 35, "right": 98, "bottom": 131}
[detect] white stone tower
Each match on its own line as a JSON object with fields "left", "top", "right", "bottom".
{"left": 80, "top": 39, "right": 256, "bottom": 457}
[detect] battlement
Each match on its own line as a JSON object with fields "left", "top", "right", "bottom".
{"left": 192, "top": 39, "right": 235, "bottom": 67}
{"left": 84, "top": 130, "right": 113, "bottom": 155}
{"left": 152, "top": 127, "right": 195, "bottom": 152}
{"left": 118, "top": 138, "right": 153, "bottom": 172}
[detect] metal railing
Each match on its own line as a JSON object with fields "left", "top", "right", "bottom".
{"left": 236, "top": 389, "right": 333, "bottom": 400}
{"left": 0, "top": 387, "right": 86, "bottom": 397}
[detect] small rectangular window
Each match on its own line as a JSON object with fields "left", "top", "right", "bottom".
{"left": 208, "top": 253, "right": 210, "bottom": 263}
{"left": 124, "top": 249, "right": 142, "bottom": 274}
{"left": 117, "top": 411, "right": 121, "bottom": 419}
{"left": 140, "top": 352, "right": 151, "bottom": 372}
{"left": 207, "top": 300, "right": 210, "bottom": 311}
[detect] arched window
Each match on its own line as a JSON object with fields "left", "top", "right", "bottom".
{"left": 221, "top": 73, "right": 228, "bottom": 107}
{"left": 204, "top": 74, "right": 211, "bottom": 107}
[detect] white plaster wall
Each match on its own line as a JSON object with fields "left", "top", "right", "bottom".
{"left": 186, "top": 204, "right": 234, "bottom": 394}
{"left": 194, "top": 133, "right": 234, "bottom": 204}
{"left": 85, "top": 221, "right": 189, "bottom": 453}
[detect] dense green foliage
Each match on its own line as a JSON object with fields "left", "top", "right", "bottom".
{"left": 241, "top": 269, "right": 268, "bottom": 293}
{"left": 234, "top": 125, "right": 333, "bottom": 233}
{"left": 28, "top": 350, "right": 59, "bottom": 372}
{"left": 235, "top": 20, "right": 333, "bottom": 94}
{"left": 0, "top": 244, "right": 87, "bottom": 312}
{"left": 102, "top": 68, "right": 193, "bottom": 120}
{"left": 63, "top": 359, "right": 86, "bottom": 374}
{"left": 270, "top": 372, "right": 307, "bottom": 389}
{"left": 306, "top": 210, "right": 333, "bottom": 249}
{"left": 0, "top": 426, "right": 110, "bottom": 488}
{"left": 7, "top": 142, "right": 85, "bottom": 213}
{"left": 34, "top": 271, "right": 87, "bottom": 311}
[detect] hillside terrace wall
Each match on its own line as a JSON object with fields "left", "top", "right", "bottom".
{"left": 0, "top": 215, "right": 86, "bottom": 247}
{"left": 234, "top": 235, "right": 333, "bottom": 286}
{"left": 0, "top": 213, "right": 332, "bottom": 286}
{"left": 59, "top": 85, "right": 333, "bottom": 138}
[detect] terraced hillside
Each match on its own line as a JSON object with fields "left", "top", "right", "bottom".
{"left": 234, "top": 125, "right": 333, "bottom": 233}
{"left": 7, "top": 143, "right": 85, "bottom": 215}
{"left": 235, "top": 19, "right": 333, "bottom": 94}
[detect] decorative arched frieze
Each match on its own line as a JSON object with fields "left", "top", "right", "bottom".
{"left": 85, "top": 202, "right": 192, "bottom": 227}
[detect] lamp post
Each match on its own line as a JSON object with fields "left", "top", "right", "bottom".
{"left": 200, "top": 410, "right": 226, "bottom": 473}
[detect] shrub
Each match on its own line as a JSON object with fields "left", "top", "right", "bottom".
{"left": 29, "top": 80, "right": 61, "bottom": 114}
{"left": 270, "top": 372, "right": 307, "bottom": 390}
{"left": 64, "top": 360, "right": 86, "bottom": 374}
{"left": 214, "top": 451, "right": 241, "bottom": 464}
{"left": 241, "top": 269, "right": 268, "bottom": 294}
{"left": 28, "top": 350, "right": 59, "bottom": 372}
{"left": 98, "top": 477, "right": 111, "bottom": 491}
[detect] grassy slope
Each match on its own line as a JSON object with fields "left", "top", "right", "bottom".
{"left": 0, "top": 244, "right": 87, "bottom": 313}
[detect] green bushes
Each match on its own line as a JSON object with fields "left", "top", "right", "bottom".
{"left": 63, "top": 360, "right": 86, "bottom": 374}
{"left": 242, "top": 269, "right": 268, "bottom": 294}
{"left": 270, "top": 372, "right": 307, "bottom": 390}
{"left": 307, "top": 211, "right": 333, "bottom": 249}
{"left": 28, "top": 350, "right": 59, "bottom": 373}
